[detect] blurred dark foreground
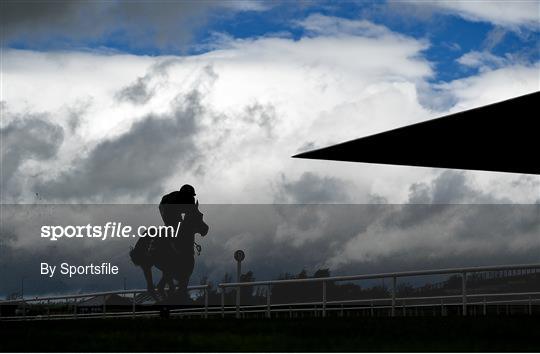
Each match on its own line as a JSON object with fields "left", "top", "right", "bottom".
{"left": 1, "top": 317, "right": 539, "bottom": 352}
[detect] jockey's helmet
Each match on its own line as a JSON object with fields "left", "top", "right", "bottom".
{"left": 179, "top": 184, "right": 196, "bottom": 196}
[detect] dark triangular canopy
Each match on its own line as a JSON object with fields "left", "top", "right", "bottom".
{"left": 293, "top": 91, "right": 539, "bottom": 175}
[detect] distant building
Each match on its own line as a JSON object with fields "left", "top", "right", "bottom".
{"left": 77, "top": 294, "right": 132, "bottom": 314}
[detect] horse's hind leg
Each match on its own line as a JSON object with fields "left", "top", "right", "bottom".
{"left": 142, "top": 264, "right": 158, "bottom": 300}
{"left": 176, "top": 257, "right": 195, "bottom": 304}
{"left": 167, "top": 276, "right": 176, "bottom": 296}
{"left": 158, "top": 272, "right": 176, "bottom": 297}
{"left": 156, "top": 273, "right": 168, "bottom": 299}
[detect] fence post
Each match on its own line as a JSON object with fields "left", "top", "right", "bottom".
{"left": 391, "top": 276, "right": 396, "bottom": 317}
{"left": 370, "top": 300, "right": 374, "bottom": 317}
{"left": 440, "top": 298, "right": 444, "bottom": 316}
{"left": 204, "top": 286, "right": 209, "bottom": 319}
{"left": 322, "top": 281, "right": 327, "bottom": 318}
{"left": 236, "top": 286, "right": 240, "bottom": 319}
{"left": 462, "top": 272, "right": 467, "bottom": 316}
{"left": 528, "top": 296, "right": 532, "bottom": 316}
{"left": 73, "top": 297, "right": 77, "bottom": 318}
{"left": 47, "top": 299, "right": 50, "bottom": 320}
{"left": 103, "top": 295, "right": 106, "bottom": 318}
{"left": 483, "top": 296, "right": 487, "bottom": 316}
{"left": 402, "top": 300, "right": 406, "bottom": 317}
{"left": 266, "top": 285, "right": 271, "bottom": 319}
{"left": 132, "top": 292, "right": 136, "bottom": 318}
{"left": 221, "top": 287, "right": 225, "bottom": 318}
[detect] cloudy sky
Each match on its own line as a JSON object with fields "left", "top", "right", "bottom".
{"left": 1, "top": 1, "right": 539, "bottom": 296}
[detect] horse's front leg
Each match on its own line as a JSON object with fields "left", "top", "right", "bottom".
{"left": 142, "top": 265, "right": 158, "bottom": 300}
{"left": 166, "top": 276, "right": 176, "bottom": 297}
{"left": 157, "top": 272, "right": 176, "bottom": 298}
{"left": 157, "top": 273, "right": 168, "bottom": 299}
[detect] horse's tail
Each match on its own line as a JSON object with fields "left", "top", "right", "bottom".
{"left": 130, "top": 236, "right": 151, "bottom": 266}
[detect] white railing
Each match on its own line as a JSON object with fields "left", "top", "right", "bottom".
{"left": 1, "top": 263, "right": 539, "bottom": 321}
{"left": 0, "top": 285, "right": 209, "bottom": 321}
{"left": 218, "top": 263, "right": 540, "bottom": 318}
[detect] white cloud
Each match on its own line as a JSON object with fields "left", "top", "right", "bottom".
{"left": 427, "top": 1, "right": 540, "bottom": 30}
{"left": 483, "top": 27, "right": 508, "bottom": 50}
{"left": 437, "top": 62, "right": 540, "bottom": 110}
{"left": 457, "top": 50, "right": 511, "bottom": 71}
{"left": 296, "top": 13, "right": 395, "bottom": 37}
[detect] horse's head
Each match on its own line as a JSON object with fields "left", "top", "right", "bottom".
{"left": 184, "top": 200, "right": 209, "bottom": 237}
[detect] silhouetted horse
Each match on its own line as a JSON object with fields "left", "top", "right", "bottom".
{"left": 130, "top": 201, "right": 209, "bottom": 302}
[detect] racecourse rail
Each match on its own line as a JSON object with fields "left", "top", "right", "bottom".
{"left": 1, "top": 263, "right": 539, "bottom": 321}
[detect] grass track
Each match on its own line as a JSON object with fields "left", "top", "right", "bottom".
{"left": 1, "top": 316, "right": 539, "bottom": 352}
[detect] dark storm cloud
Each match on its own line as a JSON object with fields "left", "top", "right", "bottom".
{"left": 296, "top": 141, "right": 316, "bottom": 154}
{"left": 276, "top": 172, "right": 354, "bottom": 203}
{"left": 243, "top": 102, "right": 277, "bottom": 137}
{"left": 380, "top": 171, "right": 516, "bottom": 235}
{"left": 66, "top": 98, "right": 93, "bottom": 133}
{"left": 408, "top": 170, "right": 505, "bottom": 204}
{"left": 1, "top": 1, "right": 263, "bottom": 51}
{"left": 114, "top": 58, "right": 186, "bottom": 105}
{"left": 431, "top": 171, "right": 472, "bottom": 203}
{"left": 115, "top": 76, "right": 155, "bottom": 105}
{"left": 34, "top": 91, "right": 204, "bottom": 202}
{"left": 1, "top": 114, "right": 64, "bottom": 197}
{"left": 329, "top": 171, "right": 540, "bottom": 274}
{"left": 511, "top": 175, "right": 540, "bottom": 191}
{"left": 1, "top": 1, "right": 93, "bottom": 39}
{"left": 416, "top": 83, "right": 458, "bottom": 112}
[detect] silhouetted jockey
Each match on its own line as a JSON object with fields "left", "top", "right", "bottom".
{"left": 130, "top": 184, "right": 208, "bottom": 315}
{"left": 159, "top": 184, "right": 196, "bottom": 227}
{"left": 153, "top": 184, "right": 196, "bottom": 255}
